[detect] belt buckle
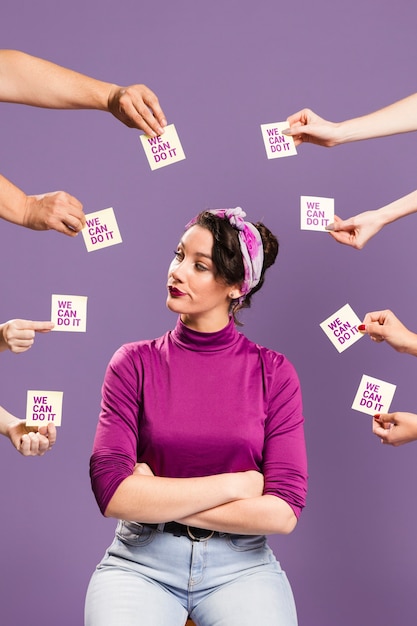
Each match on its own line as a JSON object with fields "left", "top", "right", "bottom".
{"left": 186, "top": 526, "right": 215, "bottom": 541}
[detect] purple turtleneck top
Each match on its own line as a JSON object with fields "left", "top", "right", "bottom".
{"left": 90, "top": 317, "right": 308, "bottom": 518}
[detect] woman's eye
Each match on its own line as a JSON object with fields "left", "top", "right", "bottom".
{"left": 174, "top": 250, "right": 183, "bottom": 260}
{"left": 195, "top": 263, "right": 208, "bottom": 271}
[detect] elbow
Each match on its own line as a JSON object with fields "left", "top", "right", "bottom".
{"left": 269, "top": 512, "right": 297, "bottom": 535}
{"left": 104, "top": 497, "right": 121, "bottom": 519}
{"left": 280, "top": 512, "right": 298, "bottom": 535}
{"left": 103, "top": 506, "right": 113, "bottom": 519}
{"left": 267, "top": 499, "right": 299, "bottom": 535}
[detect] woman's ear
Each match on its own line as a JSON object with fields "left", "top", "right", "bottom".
{"left": 228, "top": 286, "right": 244, "bottom": 300}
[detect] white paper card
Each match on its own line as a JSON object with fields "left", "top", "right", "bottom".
{"left": 26, "top": 390, "right": 63, "bottom": 427}
{"left": 320, "top": 304, "right": 363, "bottom": 353}
{"left": 51, "top": 294, "right": 88, "bottom": 332}
{"left": 82, "top": 207, "right": 122, "bottom": 252}
{"left": 260, "top": 122, "right": 297, "bottom": 159}
{"left": 300, "top": 195, "right": 334, "bottom": 231}
{"left": 140, "top": 123, "right": 186, "bottom": 170}
{"left": 352, "top": 375, "right": 396, "bottom": 416}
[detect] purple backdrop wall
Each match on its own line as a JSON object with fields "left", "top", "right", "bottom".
{"left": 1, "top": 1, "right": 416, "bottom": 624}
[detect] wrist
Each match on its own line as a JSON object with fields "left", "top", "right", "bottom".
{"left": 372, "top": 205, "right": 392, "bottom": 228}
{"left": 225, "top": 472, "right": 249, "bottom": 501}
{"left": 403, "top": 332, "right": 417, "bottom": 357}
{"left": 106, "top": 83, "right": 123, "bottom": 113}
{"left": 0, "top": 324, "right": 7, "bottom": 352}
{"left": 0, "top": 407, "right": 20, "bottom": 437}
{"left": 330, "top": 121, "right": 350, "bottom": 146}
{"left": 333, "top": 119, "right": 364, "bottom": 145}
{"left": 22, "top": 195, "right": 36, "bottom": 229}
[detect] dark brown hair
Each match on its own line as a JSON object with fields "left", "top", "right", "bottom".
{"left": 191, "top": 211, "right": 279, "bottom": 323}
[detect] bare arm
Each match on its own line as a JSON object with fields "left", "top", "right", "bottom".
{"left": 0, "top": 49, "right": 167, "bottom": 136}
{"left": 334, "top": 93, "right": 417, "bottom": 143}
{"left": 105, "top": 469, "right": 264, "bottom": 523}
{"left": 283, "top": 93, "right": 417, "bottom": 147}
{"left": 177, "top": 494, "right": 297, "bottom": 535}
{"left": 0, "top": 174, "right": 85, "bottom": 235}
{"left": 326, "top": 189, "right": 417, "bottom": 249}
{"left": 131, "top": 463, "right": 296, "bottom": 535}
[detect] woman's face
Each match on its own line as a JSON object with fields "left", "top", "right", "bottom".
{"left": 166, "top": 225, "right": 241, "bottom": 331}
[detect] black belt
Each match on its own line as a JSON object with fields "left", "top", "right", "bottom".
{"left": 147, "top": 521, "right": 217, "bottom": 541}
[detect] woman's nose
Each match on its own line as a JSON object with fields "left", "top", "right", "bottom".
{"left": 169, "top": 260, "right": 185, "bottom": 282}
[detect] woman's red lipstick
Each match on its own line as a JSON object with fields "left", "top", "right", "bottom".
{"left": 168, "top": 286, "right": 186, "bottom": 297}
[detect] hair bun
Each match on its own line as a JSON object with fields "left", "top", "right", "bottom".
{"left": 254, "top": 222, "right": 279, "bottom": 270}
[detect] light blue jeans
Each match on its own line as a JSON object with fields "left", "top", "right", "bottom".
{"left": 85, "top": 521, "right": 298, "bottom": 626}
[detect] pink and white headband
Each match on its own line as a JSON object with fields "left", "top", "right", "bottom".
{"left": 186, "top": 207, "right": 264, "bottom": 297}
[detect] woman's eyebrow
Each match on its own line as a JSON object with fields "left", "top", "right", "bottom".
{"left": 179, "top": 240, "right": 212, "bottom": 260}
{"left": 194, "top": 251, "right": 212, "bottom": 260}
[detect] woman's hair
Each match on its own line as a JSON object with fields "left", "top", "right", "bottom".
{"left": 192, "top": 210, "right": 279, "bottom": 323}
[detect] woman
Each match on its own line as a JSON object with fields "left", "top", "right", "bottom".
{"left": 85, "top": 207, "right": 308, "bottom": 626}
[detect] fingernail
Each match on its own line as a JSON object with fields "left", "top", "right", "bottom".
{"left": 281, "top": 127, "right": 290, "bottom": 135}
{"left": 358, "top": 324, "right": 366, "bottom": 332}
{"left": 325, "top": 223, "right": 334, "bottom": 231}
{"left": 374, "top": 414, "right": 380, "bottom": 420}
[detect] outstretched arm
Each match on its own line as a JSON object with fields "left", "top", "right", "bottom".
{"left": 0, "top": 49, "right": 167, "bottom": 136}
{"left": 0, "top": 174, "right": 86, "bottom": 235}
{"left": 325, "top": 189, "right": 417, "bottom": 249}
{"left": 283, "top": 93, "right": 417, "bottom": 147}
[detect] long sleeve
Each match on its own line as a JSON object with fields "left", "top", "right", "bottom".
{"left": 261, "top": 351, "right": 307, "bottom": 517}
{"left": 90, "top": 345, "right": 142, "bottom": 514}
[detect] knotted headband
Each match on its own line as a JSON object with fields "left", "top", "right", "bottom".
{"left": 185, "top": 207, "right": 264, "bottom": 298}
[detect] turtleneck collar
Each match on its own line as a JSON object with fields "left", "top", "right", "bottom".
{"left": 170, "top": 316, "right": 240, "bottom": 352}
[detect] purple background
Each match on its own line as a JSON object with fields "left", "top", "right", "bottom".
{"left": 1, "top": 1, "right": 417, "bottom": 624}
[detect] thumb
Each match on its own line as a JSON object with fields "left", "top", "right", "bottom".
{"left": 364, "top": 321, "right": 388, "bottom": 339}
{"left": 327, "top": 215, "right": 354, "bottom": 232}
{"left": 374, "top": 413, "right": 394, "bottom": 425}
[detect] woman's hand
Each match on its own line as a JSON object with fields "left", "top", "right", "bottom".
{"left": 373, "top": 412, "right": 417, "bottom": 446}
{"left": 358, "top": 310, "right": 417, "bottom": 355}
{"left": 0, "top": 319, "right": 54, "bottom": 353}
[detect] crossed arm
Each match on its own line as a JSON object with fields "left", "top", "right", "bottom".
{"left": 106, "top": 463, "right": 297, "bottom": 536}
